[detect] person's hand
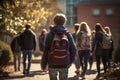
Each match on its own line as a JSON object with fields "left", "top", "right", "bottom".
{"left": 90, "top": 52, "right": 93, "bottom": 56}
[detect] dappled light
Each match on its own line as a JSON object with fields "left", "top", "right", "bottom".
{"left": 0, "top": 0, "right": 56, "bottom": 36}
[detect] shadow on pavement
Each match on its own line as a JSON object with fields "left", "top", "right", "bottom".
{"left": 2, "top": 70, "right": 48, "bottom": 79}
{"left": 86, "top": 69, "right": 96, "bottom": 75}
{"left": 31, "top": 70, "right": 48, "bottom": 75}
{"left": 2, "top": 75, "right": 25, "bottom": 79}
{"left": 68, "top": 69, "right": 97, "bottom": 80}
{"left": 69, "top": 75, "right": 79, "bottom": 80}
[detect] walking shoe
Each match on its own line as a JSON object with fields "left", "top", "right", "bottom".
{"left": 26, "top": 69, "right": 30, "bottom": 76}
{"left": 80, "top": 72, "right": 85, "bottom": 79}
{"left": 96, "top": 73, "right": 100, "bottom": 79}
{"left": 23, "top": 70, "right": 26, "bottom": 75}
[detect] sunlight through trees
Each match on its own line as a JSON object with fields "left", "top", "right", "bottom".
{"left": 0, "top": 0, "right": 57, "bottom": 36}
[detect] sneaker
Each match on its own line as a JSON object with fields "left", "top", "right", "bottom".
{"left": 96, "top": 73, "right": 100, "bottom": 79}
{"left": 26, "top": 69, "right": 30, "bottom": 76}
{"left": 23, "top": 70, "right": 26, "bottom": 75}
{"left": 80, "top": 72, "right": 85, "bottom": 79}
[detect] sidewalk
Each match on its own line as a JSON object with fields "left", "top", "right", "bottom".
{"left": 0, "top": 55, "right": 108, "bottom": 80}
{"left": 0, "top": 62, "right": 105, "bottom": 80}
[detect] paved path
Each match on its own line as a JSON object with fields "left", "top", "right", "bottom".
{"left": 1, "top": 62, "right": 106, "bottom": 80}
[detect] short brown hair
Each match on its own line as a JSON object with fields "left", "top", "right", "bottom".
{"left": 53, "top": 13, "right": 67, "bottom": 25}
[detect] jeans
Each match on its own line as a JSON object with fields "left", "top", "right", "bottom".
{"left": 49, "top": 68, "right": 68, "bottom": 80}
{"left": 22, "top": 50, "right": 33, "bottom": 72}
{"left": 78, "top": 50, "right": 90, "bottom": 74}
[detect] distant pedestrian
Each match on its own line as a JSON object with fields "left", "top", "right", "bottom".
{"left": 77, "top": 22, "right": 91, "bottom": 79}
{"left": 49, "top": 25, "right": 54, "bottom": 31}
{"left": 39, "top": 28, "right": 47, "bottom": 55}
{"left": 104, "top": 26, "right": 114, "bottom": 68}
{"left": 11, "top": 33, "right": 21, "bottom": 72}
{"left": 72, "top": 23, "right": 80, "bottom": 74}
{"left": 92, "top": 23, "right": 108, "bottom": 78}
{"left": 19, "top": 24, "right": 36, "bottom": 75}
{"left": 88, "top": 30, "right": 95, "bottom": 70}
{"left": 41, "top": 13, "right": 77, "bottom": 80}
{"left": 39, "top": 28, "right": 48, "bottom": 71}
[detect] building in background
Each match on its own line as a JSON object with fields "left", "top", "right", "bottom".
{"left": 56, "top": 0, "right": 79, "bottom": 26}
{"left": 56, "top": 0, "right": 120, "bottom": 47}
{"left": 77, "top": 0, "right": 120, "bottom": 48}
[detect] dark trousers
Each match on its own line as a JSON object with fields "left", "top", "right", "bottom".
{"left": 78, "top": 50, "right": 90, "bottom": 74}
{"left": 89, "top": 55, "right": 94, "bottom": 67}
{"left": 96, "top": 55, "right": 107, "bottom": 74}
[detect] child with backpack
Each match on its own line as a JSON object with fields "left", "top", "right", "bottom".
{"left": 91, "top": 23, "right": 108, "bottom": 79}
{"left": 41, "top": 13, "right": 77, "bottom": 80}
{"left": 104, "top": 26, "right": 114, "bottom": 68}
{"left": 77, "top": 22, "right": 91, "bottom": 79}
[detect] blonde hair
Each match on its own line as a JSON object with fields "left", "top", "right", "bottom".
{"left": 104, "top": 26, "right": 112, "bottom": 37}
{"left": 79, "top": 22, "right": 91, "bottom": 36}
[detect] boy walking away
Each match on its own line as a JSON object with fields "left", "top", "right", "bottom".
{"left": 41, "top": 13, "right": 77, "bottom": 80}
{"left": 19, "top": 24, "right": 36, "bottom": 76}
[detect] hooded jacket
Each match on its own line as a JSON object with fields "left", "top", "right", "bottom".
{"left": 41, "top": 25, "right": 77, "bottom": 69}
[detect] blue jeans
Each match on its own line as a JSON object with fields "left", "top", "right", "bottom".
{"left": 22, "top": 50, "right": 32, "bottom": 72}
{"left": 49, "top": 68, "right": 68, "bottom": 80}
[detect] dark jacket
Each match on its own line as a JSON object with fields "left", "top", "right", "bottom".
{"left": 92, "top": 31, "right": 105, "bottom": 56}
{"left": 11, "top": 36, "right": 21, "bottom": 53}
{"left": 39, "top": 34, "right": 45, "bottom": 51}
{"left": 19, "top": 29, "right": 36, "bottom": 50}
{"left": 41, "top": 25, "right": 77, "bottom": 69}
{"left": 72, "top": 32, "right": 77, "bottom": 42}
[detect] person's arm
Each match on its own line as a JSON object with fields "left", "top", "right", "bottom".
{"left": 68, "top": 33, "right": 77, "bottom": 64}
{"left": 33, "top": 34, "right": 37, "bottom": 51}
{"left": 10, "top": 38, "right": 15, "bottom": 52}
{"left": 41, "top": 32, "right": 52, "bottom": 70}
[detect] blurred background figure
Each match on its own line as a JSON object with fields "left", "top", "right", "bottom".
{"left": 92, "top": 23, "right": 108, "bottom": 78}
{"left": 39, "top": 28, "right": 48, "bottom": 55}
{"left": 104, "top": 26, "right": 114, "bottom": 68}
{"left": 77, "top": 22, "right": 91, "bottom": 79}
{"left": 39, "top": 28, "right": 48, "bottom": 72}
{"left": 89, "top": 30, "right": 95, "bottom": 70}
{"left": 11, "top": 32, "right": 21, "bottom": 72}
{"left": 72, "top": 23, "right": 80, "bottom": 74}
